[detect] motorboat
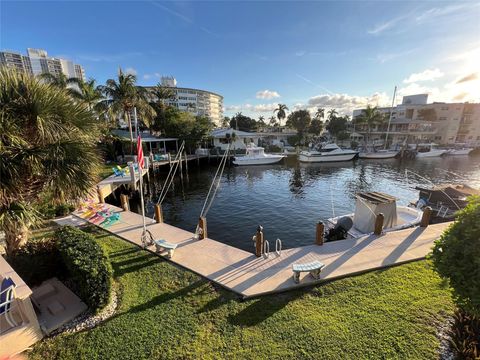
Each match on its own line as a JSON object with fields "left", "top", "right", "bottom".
{"left": 325, "top": 192, "right": 423, "bottom": 241}
{"left": 445, "top": 144, "right": 474, "bottom": 156}
{"left": 358, "top": 146, "right": 399, "bottom": 159}
{"left": 233, "top": 144, "right": 285, "bottom": 166}
{"left": 299, "top": 143, "right": 358, "bottom": 163}
{"left": 415, "top": 143, "right": 447, "bottom": 158}
{"left": 412, "top": 184, "right": 479, "bottom": 222}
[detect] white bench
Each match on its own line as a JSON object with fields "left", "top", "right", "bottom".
{"left": 154, "top": 239, "right": 178, "bottom": 258}
{"left": 292, "top": 261, "right": 325, "bottom": 284}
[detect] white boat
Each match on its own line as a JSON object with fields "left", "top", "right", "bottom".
{"left": 445, "top": 144, "right": 474, "bottom": 156}
{"left": 325, "top": 192, "right": 423, "bottom": 241}
{"left": 359, "top": 147, "right": 399, "bottom": 159}
{"left": 233, "top": 145, "right": 285, "bottom": 166}
{"left": 415, "top": 143, "right": 447, "bottom": 158}
{"left": 299, "top": 143, "right": 358, "bottom": 163}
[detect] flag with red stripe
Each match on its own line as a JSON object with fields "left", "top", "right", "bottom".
{"left": 137, "top": 135, "right": 145, "bottom": 169}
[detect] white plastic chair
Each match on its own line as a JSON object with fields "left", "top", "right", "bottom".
{"left": 0, "top": 277, "right": 18, "bottom": 328}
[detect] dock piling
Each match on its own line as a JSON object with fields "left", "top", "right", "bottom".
{"left": 255, "top": 225, "right": 264, "bottom": 257}
{"left": 198, "top": 217, "right": 207, "bottom": 240}
{"left": 184, "top": 151, "right": 189, "bottom": 172}
{"left": 120, "top": 194, "right": 129, "bottom": 211}
{"left": 97, "top": 186, "right": 104, "bottom": 204}
{"left": 154, "top": 204, "right": 163, "bottom": 223}
{"left": 315, "top": 221, "right": 325, "bottom": 245}
{"left": 374, "top": 213, "right": 384, "bottom": 235}
{"left": 420, "top": 206, "right": 432, "bottom": 227}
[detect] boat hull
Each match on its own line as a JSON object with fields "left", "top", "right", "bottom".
{"left": 299, "top": 152, "right": 358, "bottom": 163}
{"left": 233, "top": 155, "right": 285, "bottom": 166}
{"left": 416, "top": 149, "right": 447, "bottom": 158}
{"left": 359, "top": 151, "right": 399, "bottom": 159}
{"left": 446, "top": 149, "right": 473, "bottom": 156}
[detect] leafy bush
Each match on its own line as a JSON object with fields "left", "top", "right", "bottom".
{"left": 431, "top": 196, "right": 480, "bottom": 316}
{"left": 7, "top": 236, "right": 63, "bottom": 286}
{"left": 266, "top": 144, "right": 282, "bottom": 153}
{"left": 449, "top": 310, "right": 479, "bottom": 359}
{"left": 54, "top": 226, "right": 112, "bottom": 311}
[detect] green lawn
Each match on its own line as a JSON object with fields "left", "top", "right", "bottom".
{"left": 29, "top": 227, "right": 454, "bottom": 360}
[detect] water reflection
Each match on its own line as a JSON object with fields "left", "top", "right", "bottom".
{"left": 144, "top": 155, "right": 480, "bottom": 251}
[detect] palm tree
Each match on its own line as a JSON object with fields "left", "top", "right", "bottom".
{"left": 151, "top": 83, "right": 177, "bottom": 105}
{"left": 68, "top": 78, "right": 104, "bottom": 112}
{"left": 269, "top": 116, "right": 277, "bottom": 127}
{"left": 38, "top": 72, "right": 77, "bottom": 89}
{"left": 354, "top": 105, "right": 384, "bottom": 143}
{"left": 0, "top": 68, "right": 101, "bottom": 255}
{"left": 274, "top": 104, "right": 289, "bottom": 127}
{"left": 101, "top": 68, "right": 155, "bottom": 149}
{"left": 315, "top": 108, "right": 325, "bottom": 120}
{"left": 327, "top": 108, "right": 338, "bottom": 121}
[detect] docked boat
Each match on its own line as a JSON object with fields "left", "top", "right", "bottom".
{"left": 233, "top": 145, "right": 285, "bottom": 166}
{"left": 445, "top": 144, "right": 474, "bottom": 156}
{"left": 325, "top": 192, "right": 423, "bottom": 241}
{"left": 415, "top": 143, "right": 447, "bottom": 158}
{"left": 299, "top": 143, "right": 358, "bottom": 163}
{"left": 412, "top": 184, "right": 479, "bottom": 222}
{"left": 358, "top": 146, "right": 399, "bottom": 159}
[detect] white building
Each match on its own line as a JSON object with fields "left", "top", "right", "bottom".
{"left": 144, "top": 77, "right": 224, "bottom": 126}
{"left": 0, "top": 48, "right": 85, "bottom": 80}
{"left": 210, "top": 128, "right": 297, "bottom": 150}
{"left": 352, "top": 94, "right": 480, "bottom": 146}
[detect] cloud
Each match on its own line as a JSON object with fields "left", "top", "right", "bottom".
{"left": 453, "top": 92, "right": 469, "bottom": 101}
{"left": 142, "top": 73, "right": 162, "bottom": 81}
{"left": 376, "top": 49, "right": 415, "bottom": 63}
{"left": 77, "top": 52, "right": 143, "bottom": 63}
{"left": 295, "top": 50, "right": 306, "bottom": 57}
{"left": 307, "top": 92, "right": 390, "bottom": 116}
{"left": 456, "top": 72, "right": 478, "bottom": 84}
{"left": 125, "top": 67, "right": 137, "bottom": 76}
{"left": 256, "top": 90, "right": 280, "bottom": 99}
{"left": 368, "top": 15, "right": 405, "bottom": 35}
{"left": 415, "top": 3, "right": 471, "bottom": 23}
{"left": 403, "top": 68, "right": 444, "bottom": 83}
{"left": 225, "top": 103, "right": 279, "bottom": 113}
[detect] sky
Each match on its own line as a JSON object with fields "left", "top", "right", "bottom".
{"left": 1, "top": 0, "right": 479, "bottom": 118}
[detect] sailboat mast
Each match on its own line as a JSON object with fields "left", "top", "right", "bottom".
{"left": 134, "top": 107, "right": 147, "bottom": 238}
{"left": 384, "top": 86, "right": 397, "bottom": 150}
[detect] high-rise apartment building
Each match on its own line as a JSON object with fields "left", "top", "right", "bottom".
{"left": 0, "top": 48, "right": 85, "bottom": 80}
{"left": 352, "top": 94, "right": 480, "bottom": 145}
{"left": 144, "top": 77, "right": 224, "bottom": 126}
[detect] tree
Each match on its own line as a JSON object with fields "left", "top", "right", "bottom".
{"left": 327, "top": 108, "right": 338, "bottom": 121}
{"left": 230, "top": 113, "right": 257, "bottom": 132}
{"left": 286, "top": 110, "right": 311, "bottom": 138}
{"left": 257, "top": 116, "right": 267, "bottom": 128}
{"left": 326, "top": 116, "right": 348, "bottom": 138}
{"left": 38, "top": 72, "right": 78, "bottom": 89}
{"left": 315, "top": 108, "right": 325, "bottom": 121}
{"left": 274, "top": 104, "right": 289, "bottom": 126}
{"left": 269, "top": 116, "right": 277, "bottom": 128}
{"left": 309, "top": 118, "right": 323, "bottom": 135}
{"left": 68, "top": 78, "right": 104, "bottom": 112}
{"left": 354, "top": 105, "right": 384, "bottom": 143}
{"left": 221, "top": 116, "right": 230, "bottom": 128}
{"left": 150, "top": 83, "right": 177, "bottom": 105}
{"left": 431, "top": 196, "right": 480, "bottom": 316}
{"left": 101, "top": 68, "right": 155, "bottom": 150}
{"left": 0, "top": 68, "right": 101, "bottom": 255}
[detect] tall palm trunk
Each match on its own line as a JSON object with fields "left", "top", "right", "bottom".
{"left": 125, "top": 109, "right": 134, "bottom": 154}
{"left": 4, "top": 221, "right": 29, "bottom": 255}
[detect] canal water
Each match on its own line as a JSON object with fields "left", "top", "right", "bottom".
{"left": 141, "top": 155, "right": 480, "bottom": 252}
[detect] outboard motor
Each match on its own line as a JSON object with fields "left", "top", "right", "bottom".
{"left": 326, "top": 216, "right": 353, "bottom": 241}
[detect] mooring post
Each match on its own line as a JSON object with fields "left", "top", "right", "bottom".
{"left": 97, "top": 186, "right": 104, "bottom": 204}
{"left": 255, "top": 225, "right": 264, "bottom": 257}
{"left": 315, "top": 221, "right": 325, "bottom": 245}
{"left": 129, "top": 163, "right": 136, "bottom": 188}
{"left": 168, "top": 153, "right": 172, "bottom": 167}
{"left": 154, "top": 204, "right": 163, "bottom": 223}
{"left": 120, "top": 194, "right": 129, "bottom": 211}
{"left": 197, "top": 217, "right": 207, "bottom": 240}
{"left": 197, "top": 153, "right": 200, "bottom": 166}
{"left": 420, "top": 206, "right": 432, "bottom": 227}
{"left": 374, "top": 213, "right": 384, "bottom": 235}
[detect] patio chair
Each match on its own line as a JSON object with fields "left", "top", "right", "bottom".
{"left": 112, "top": 167, "right": 125, "bottom": 177}
{"left": 100, "top": 213, "right": 121, "bottom": 228}
{"left": 0, "top": 277, "right": 18, "bottom": 328}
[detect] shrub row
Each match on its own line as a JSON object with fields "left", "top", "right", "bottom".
{"left": 54, "top": 226, "right": 112, "bottom": 311}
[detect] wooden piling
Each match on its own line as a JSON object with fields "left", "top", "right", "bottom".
{"left": 120, "top": 194, "right": 129, "bottom": 211}
{"left": 97, "top": 186, "right": 104, "bottom": 203}
{"left": 315, "top": 221, "right": 325, "bottom": 245}
{"left": 197, "top": 153, "right": 200, "bottom": 166}
{"left": 154, "top": 204, "right": 163, "bottom": 223}
{"left": 184, "top": 151, "right": 189, "bottom": 172}
{"left": 198, "top": 217, "right": 207, "bottom": 240}
{"left": 374, "top": 213, "right": 384, "bottom": 235}
{"left": 255, "top": 225, "right": 264, "bottom": 257}
{"left": 420, "top": 206, "right": 432, "bottom": 227}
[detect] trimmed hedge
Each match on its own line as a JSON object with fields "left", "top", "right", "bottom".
{"left": 54, "top": 226, "right": 112, "bottom": 311}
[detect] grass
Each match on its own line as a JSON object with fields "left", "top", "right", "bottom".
{"left": 98, "top": 162, "right": 122, "bottom": 180}
{"left": 29, "top": 227, "right": 454, "bottom": 360}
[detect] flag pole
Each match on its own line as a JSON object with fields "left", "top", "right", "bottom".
{"left": 134, "top": 107, "right": 148, "bottom": 247}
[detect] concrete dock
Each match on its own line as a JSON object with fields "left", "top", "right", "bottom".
{"left": 66, "top": 204, "right": 451, "bottom": 299}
